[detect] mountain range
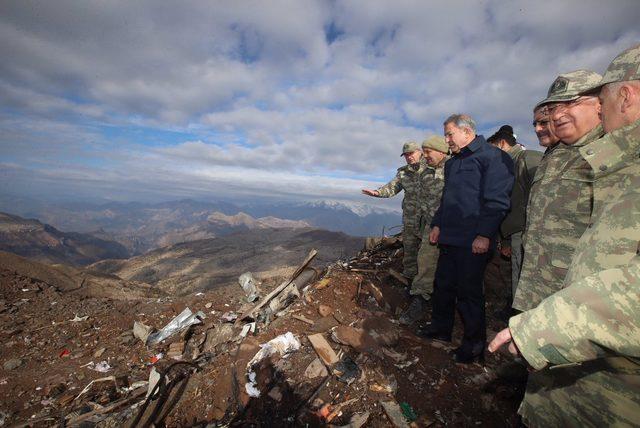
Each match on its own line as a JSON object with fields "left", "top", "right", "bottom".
{"left": 0, "top": 197, "right": 401, "bottom": 254}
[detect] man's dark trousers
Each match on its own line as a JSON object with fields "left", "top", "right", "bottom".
{"left": 431, "top": 244, "right": 491, "bottom": 350}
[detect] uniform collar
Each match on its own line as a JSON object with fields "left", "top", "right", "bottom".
{"left": 460, "top": 135, "right": 485, "bottom": 154}
{"left": 507, "top": 144, "right": 524, "bottom": 159}
{"left": 580, "top": 118, "right": 640, "bottom": 178}
{"left": 563, "top": 124, "right": 604, "bottom": 148}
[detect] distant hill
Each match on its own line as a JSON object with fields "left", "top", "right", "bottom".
{"left": 0, "top": 212, "right": 129, "bottom": 266}
{"left": 89, "top": 227, "right": 363, "bottom": 295}
{"left": 0, "top": 251, "right": 161, "bottom": 299}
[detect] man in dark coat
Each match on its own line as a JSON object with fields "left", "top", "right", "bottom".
{"left": 423, "top": 114, "right": 514, "bottom": 363}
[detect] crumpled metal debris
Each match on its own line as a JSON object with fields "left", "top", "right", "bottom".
{"left": 146, "top": 308, "right": 205, "bottom": 346}
{"left": 238, "top": 272, "right": 260, "bottom": 302}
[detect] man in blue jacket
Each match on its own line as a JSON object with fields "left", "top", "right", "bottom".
{"left": 423, "top": 114, "right": 514, "bottom": 364}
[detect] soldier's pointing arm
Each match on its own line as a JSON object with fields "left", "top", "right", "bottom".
{"left": 508, "top": 256, "right": 640, "bottom": 370}
{"left": 376, "top": 170, "right": 404, "bottom": 198}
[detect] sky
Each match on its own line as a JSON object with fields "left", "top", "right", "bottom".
{"left": 1, "top": 0, "right": 639, "bottom": 210}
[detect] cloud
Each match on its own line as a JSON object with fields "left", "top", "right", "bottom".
{"left": 1, "top": 0, "right": 639, "bottom": 206}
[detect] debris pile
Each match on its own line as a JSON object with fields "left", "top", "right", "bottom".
{"left": 0, "top": 239, "right": 524, "bottom": 426}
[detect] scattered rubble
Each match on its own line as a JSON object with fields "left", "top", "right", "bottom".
{"left": 0, "top": 238, "right": 524, "bottom": 426}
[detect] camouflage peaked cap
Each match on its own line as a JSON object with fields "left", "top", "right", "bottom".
{"left": 535, "top": 69, "right": 602, "bottom": 108}
{"left": 401, "top": 141, "right": 421, "bottom": 156}
{"left": 421, "top": 135, "right": 448, "bottom": 153}
{"left": 580, "top": 43, "right": 640, "bottom": 94}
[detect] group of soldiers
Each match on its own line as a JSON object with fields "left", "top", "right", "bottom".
{"left": 364, "top": 43, "right": 640, "bottom": 426}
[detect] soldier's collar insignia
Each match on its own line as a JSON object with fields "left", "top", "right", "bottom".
{"left": 550, "top": 77, "right": 568, "bottom": 95}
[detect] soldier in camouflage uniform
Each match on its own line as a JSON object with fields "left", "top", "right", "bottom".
{"left": 400, "top": 136, "right": 449, "bottom": 325}
{"left": 489, "top": 43, "right": 640, "bottom": 427}
{"left": 513, "top": 70, "right": 604, "bottom": 312}
{"left": 362, "top": 141, "right": 430, "bottom": 280}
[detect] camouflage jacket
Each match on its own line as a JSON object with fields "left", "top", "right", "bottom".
{"left": 418, "top": 158, "right": 447, "bottom": 231}
{"left": 513, "top": 125, "right": 604, "bottom": 311}
{"left": 376, "top": 158, "right": 431, "bottom": 231}
{"left": 508, "top": 120, "right": 640, "bottom": 427}
{"left": 500, "top": 145, "right": 543, "bottom": 242}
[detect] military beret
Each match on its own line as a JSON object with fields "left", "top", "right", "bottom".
{"left": 421, "top": 135, "right": 448, "bottom": 154}
{"left": 401, "top": 141, "right": 421, "bottom": 156}
{"left": 535, "top": 69, "right": 602, "bottom": 109}
{"left": 580, "top": 43, "right": 640, "bottom": 94}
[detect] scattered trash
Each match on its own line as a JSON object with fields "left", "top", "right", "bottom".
{"left": 370, "top": 374, "right": 397, "bottom": 394}
{"left": 88, "top": 361, "right": 112, "bottom": 373}
{"left": 220, "top": 311, "right": 238, "bottom": 323}
{"left": 333, "top": 355, "right": 359, "bottom": 384}
{"left": 149, "top": 353, "right": 163, "bottom": 364}
{"left": 59, "top": 349, "right": 70, "bottom": 358}
{"left": 70, "top": 315, "right": 88, "bottom": 322}
{"left": 345, "top": 411, "right": 370, "bottom": 428}
{"left": 395, "top": 356, "right": 419, "bottom": 370}
{"left": 240, "top": 322, "right": 256, "bottom": 338}
{"left": 245, "top": 332, "right": 301, "bottom": 397}
{"left": 238, "top": 272, "right": 260, "bottom": 302}
{"left": 400, "top": 402, "right": 418, "bottom": 422}
{"left": 147, "top": 367, "right": 161, "bottom": 398}
{"left": 205, "top": 302, "right": 213, "bottom": 309}
{"left": 93, "top": 347, "right": 106, "bottom": 358}
{"left": 146, "top": 308, "right": 204, "bottom": 346}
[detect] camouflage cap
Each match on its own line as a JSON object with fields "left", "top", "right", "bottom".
{"left": 535, "top": 69, "right": 602, "bottom": 108}
{"left": 401, "top": 141, "right": 421, "bottom": 156}
{"left": 579, "top": 43, "right": 640, "bottom": 94}
{"left": 421, "top": 135, "right": 448, "bottom": 153}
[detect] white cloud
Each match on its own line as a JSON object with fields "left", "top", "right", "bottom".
{"left": 1, "top": 0, "right": 639, "bottom": 204}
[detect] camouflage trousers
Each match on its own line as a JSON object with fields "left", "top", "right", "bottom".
{"left": 402, "top": 225, "right": 420, "bottom": 279}
{"left": 411, "top": 227, "right": 439, "bottom": 300}
{"left": 519, "top": 358, "right": 640, "bottom": 427}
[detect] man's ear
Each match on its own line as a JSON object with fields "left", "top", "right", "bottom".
{"left": 620, "top": 84, "right": 634, "bottom": 113}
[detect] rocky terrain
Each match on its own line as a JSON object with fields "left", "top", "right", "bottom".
{"left": 89, "top": 228, "right": 363, "bottom": 295}
{"left": 0, "top": 212, "right": 129, "bottom": 266}
{"left": 0, "top": 237, "right": 524, "bottom": 427}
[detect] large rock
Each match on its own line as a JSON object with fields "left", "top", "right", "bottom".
{"left": 331, "top": 325, "right": 379, "bottom": 354}
{"left": 202, "top": 324, "right": 236, "bottom": 353}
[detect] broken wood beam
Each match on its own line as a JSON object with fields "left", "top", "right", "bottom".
{"left": 238, "top": 249, "right": 317, "bottom": 322}
{"left": 307, "top": 333, "right": 339, "bottom": 366}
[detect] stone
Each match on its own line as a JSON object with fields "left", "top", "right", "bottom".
{"left": 331, "top": 325, "right": 379, "bottom": 353}
{"left": 267, "top": 386, "right": 282, "bottom": 402}
{"left": 202, "top": 324, "right": 235, "bottom": 353}
{"left": 133, "top": 321, "right": 153, "bottom": 344}
{"left": 3, "top": 358, "right": 22, "bottom": 370}
{"left": 318, "top": 305, "right": 333, "bottom": 317}
{"left": 167, "top": 341, "right": 185, "bottom": 360}
{"left": 304, "top": 358, "right": 328, "bottom": 379}
{"left": 93, "top": 347, "right": 106, "bottom": 358}
{"left": 310, "top": 316, "right": 339, "bottom": 333}
{"left": 363, "top": 316, "right": 399, "bottom": 347}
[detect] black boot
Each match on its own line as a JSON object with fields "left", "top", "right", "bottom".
{"left": 399, "top": 296, "right": 426, "bottom": 325}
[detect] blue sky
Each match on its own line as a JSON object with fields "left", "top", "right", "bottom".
{"left": 1, "top": 0, "right": 639, "bottom": 210}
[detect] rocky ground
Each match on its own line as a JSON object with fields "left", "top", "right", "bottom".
{"left": 0, "top": 239, "right": 524, "bottom": 427}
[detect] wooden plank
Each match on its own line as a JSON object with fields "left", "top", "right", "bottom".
{"left": 238, "top": 249, "right": 317, "bottom": 322}
{"left": 307, "top": 333, "right": 339, "bottom": 366}
{"left": 292, "top": 314, "right": 314, "bottom": 325}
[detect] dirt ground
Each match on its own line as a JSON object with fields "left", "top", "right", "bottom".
{"left": 0, "top": 240, "right": 525, "bottom": 427}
